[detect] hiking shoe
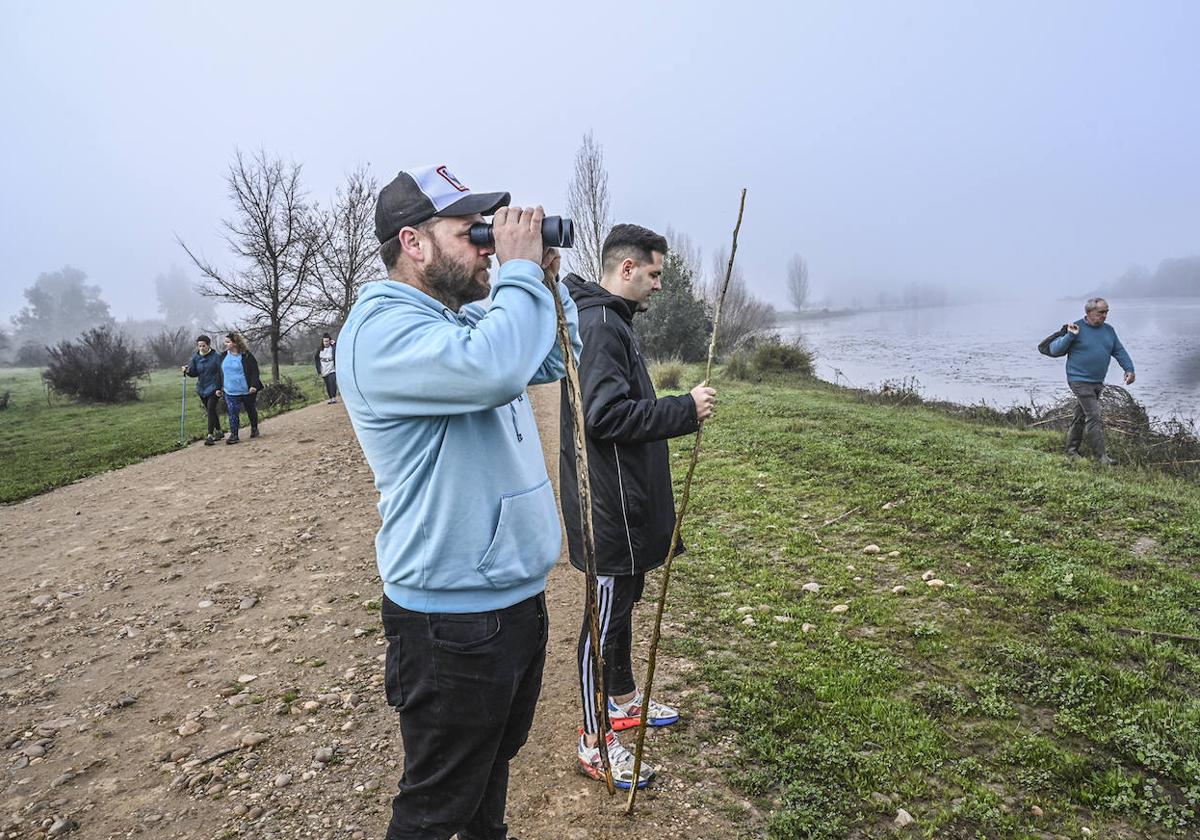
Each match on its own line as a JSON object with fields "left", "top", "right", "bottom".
{"left": 1098, "top": 454, "right": 1117, "bottom": 466}
{"left": 1066, "top": 447, "right": 1082, "bottom": 459}
{"left": 214, "top": 430, "right": 225, "bottom": 440}
{"left": 226, "top": 435, "right": 239, "bottom": 445}
{"left": 577, "top": 731, "right": 655, "bottom": 790}
{"left": 204, "top": 434, "right": 216, "bottom": 446}
{"left": 250, "top": 428, "right": 260, "bottom": 439}
{"left": 608, "top": 692, "right": 680, "bottom": 731}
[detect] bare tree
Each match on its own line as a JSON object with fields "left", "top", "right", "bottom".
{"left": 565, "top": 132, "right": 612, "bottom": 282}
{"left": 786, "top": 254, "right": 809, "bottom": 313}
{"left": 305, "top": 166, "right": 379, "bottom": 328}
{"left": 664, "top": 225, "right": 704, "bottom": 282}
{"left": 704, "top": 247, "right": 776, "bottom": 356}
{"left": 178, "top": 149, "right": 318, "bottom": 383}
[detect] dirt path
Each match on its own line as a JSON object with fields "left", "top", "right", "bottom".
{"left": 1, "top": 386, "right": 763, "bottom": 840}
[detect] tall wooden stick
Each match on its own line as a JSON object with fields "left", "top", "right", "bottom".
{"left": 626, "top": 189, "right": 747, "bottom": 814}
{"left": 545, "top": 274, "right": 615, "bottom": 794}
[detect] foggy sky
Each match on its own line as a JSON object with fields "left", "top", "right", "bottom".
{"left": 2, "top": 0, "right": 1198, "bottom": 322}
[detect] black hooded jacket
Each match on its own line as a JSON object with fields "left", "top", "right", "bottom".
{"left": 559, "top": 274, "right": 698, "bottom": 576}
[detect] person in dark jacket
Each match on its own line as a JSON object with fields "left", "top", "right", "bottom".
{"left": 560, "top": 224, "right": 716, "bottom": 789}
{"left": 214, "top": 331, "right": 264, "bottom": 444}
{"left": 314, "top": 333, "right": 338, "bottom": 404}
{"left": 181, "top": 334, "right": 225, "bottom": 445}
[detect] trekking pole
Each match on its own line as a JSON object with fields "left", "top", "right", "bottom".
{"left": 179, "top": 373, "right": 188, "bottom": 447}
{"left": 543, "top": 271, "right": 616, "bottom": 794}
{"left": 626, "top": 189, "right": 747, "bottom": 815}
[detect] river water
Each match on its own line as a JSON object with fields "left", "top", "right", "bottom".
{"left": 776, "top": 297, "right": 1200, "bottom": 423}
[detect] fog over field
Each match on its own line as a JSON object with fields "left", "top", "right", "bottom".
{"left": 2, "top": 1, "right": 1198, "bottom": 326}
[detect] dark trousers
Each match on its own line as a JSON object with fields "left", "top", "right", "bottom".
{"left": 381, "top": 592, "right": 548, "bottom": 840}
{"left": 199, "top": 393, "right": 222, "bottom": 434}
{"left": 322, "top": 372, "right": 338, "bottom": 399}
{"left": 1067, "top": 381, "right": 1106, "bottom": 458}
{"left": 224, "top": 392, "right": 258, "bottom": 437}
{"left": 577, "top": 573, "right": 645, "bottom": 734}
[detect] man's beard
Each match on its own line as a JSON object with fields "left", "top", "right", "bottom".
{"left": 424, "top": 244, "right": 488, "bottom": 310}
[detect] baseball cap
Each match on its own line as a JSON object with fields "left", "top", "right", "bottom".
{"left": 374, "top": 164, "right": 511, "bottom": 243}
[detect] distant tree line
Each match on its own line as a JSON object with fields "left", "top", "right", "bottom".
{"left": 3, "top": 151, "right": 381, "bottom": 391}
{"left": 1107, "top": 256, "right": 1200, "bottom": 298}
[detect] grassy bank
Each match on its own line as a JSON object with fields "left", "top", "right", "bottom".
{"left": 0, "top": 366, "right": 327, "bottom": 503}
{"left": 660, "top": 373, "right": 1199, "bottom": 838}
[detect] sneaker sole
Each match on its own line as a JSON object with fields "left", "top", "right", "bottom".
{"left": 576, "top": 761, "right": 650, "bottom": 790}
{"left": 609, "top": 714, "right": 679, "bottom": 732}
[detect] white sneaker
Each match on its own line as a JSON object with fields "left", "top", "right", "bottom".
{"left": 607, "top": 692, "right": 680, "bottom": 731}
{"left": 577, "top": 730, "right": 655, "bottom": 789}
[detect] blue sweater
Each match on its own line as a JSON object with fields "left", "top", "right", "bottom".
{"left": 338, "top": 260, "right": 582, "bottom": 613}
{"left": 1048, "top": 319, "right": 1134, "bottom": 383}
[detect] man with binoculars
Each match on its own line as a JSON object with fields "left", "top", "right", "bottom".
{"left": 337, "top": 163, "right": 581, "bottom": 840}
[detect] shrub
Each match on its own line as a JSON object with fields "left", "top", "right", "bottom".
{"left": 724, "top": 351, "right": 753, "bottom": 381}
{"left": 753, "top": 338, "right": 814, "bottom": 376}
{"left": 15, "top": 342, "right": 52, "bottom": 368}
{"left": 650, "top": 357, "right": 685, "bottom": 390}
{"left": 144, "top": 326, "right": 193, "bottom": 369}
{"left": 0, "top": 390, "right": 9, "bottom": 411}
{"left": 258, "top": 377, "right": 305, "bottom": 410}
{"left": 42, "top": 327, "right": 150, "bottom": 403}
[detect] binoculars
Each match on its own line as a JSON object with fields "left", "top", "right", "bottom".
{"left": 468, "top": 216, "right": 575, "bottom": 249}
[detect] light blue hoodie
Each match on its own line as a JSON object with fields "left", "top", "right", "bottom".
{"left": 338, "top": 259, "right": 582, "bottom": 613}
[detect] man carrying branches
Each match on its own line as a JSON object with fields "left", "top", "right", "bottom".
{"left": 559, "top": 224, "right": 717, "bottom": 788}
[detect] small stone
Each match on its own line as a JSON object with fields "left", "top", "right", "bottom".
{"left": 177, "top": 721, "right": 203, "bottom": 737}
{"left": 238, "top": 596, "right": 258, "bottom": 610}
{"left": 853, "top": 576, "right": 862, "bottom": 582}
{"left": 894, "top": 808, "right": 914, "bottom": 827}
{"left": 830, "top": 604, "right": 849, "bottom": 614}
{"left": 23, "top": 744, "right": 47, "bottom": 758}
{"left": 50, "top": 772, "right": 74, "bottom": 787}
{"left": 846, "top": 564, "right": 856, "bottom": 571}
{"left": 114, "top": 696, "right": 136, "bottom": 708}
{"left": 870, "top": 792, "right": 891, "bottom": 806}
{"left": 801, "top": 623, "right": 816, "bottom": 633}
{"left": 48, "top": 817, "right": 74, "bottom": 836}
{"left": 237, "top": 674, "right": 258, "bottom": 684}
{"left": 926, "top": 579, "right": 945, "bottom": 589}
{"left": 227, "top": 694, "right": 251, "bottom": 707}
{"left": 232, "top": 804, "right": 249, "bottom": 817}
{"left": 741, "top": 616, "right": 756, "bottom": 626}
{"left": 863, "top": 544, "right": 881, "bottom": 554}
{"left": 736, "top": 605, "right": 755, "bottom": 614}
{"left": 887, "top": 550, "right": 900, "bottom": 557}
{"left": 773, "top": 615, "right": 793, "bottom": 623}
{"left": 32, "top": 594, "right": 56, "bottom": 607}
{"left": 881, "top": 502, "right": 894, "bottom": 510}
{"left": 197, "top": 600, "right": 214, "bottom": 609}
{"left": 247, "top": 805, "right": 265, "bottom": 820}
{"left": 1030, "top": 805, "right": 1044, "bottom": 818}
{"left": 170, "top": 748, "right": 191, "bottom": 761}
{"left": 892, "top": 585, "right": 908, "bottom": 594}
{"left": 274, "top": 773, "right": 292, "bottom": 787}
{"left": 1081, "top": 828, "right": 1092, "bottom": 837}
{"left": 314, "top": 747, "right": 334, "bottom": 763}
{"left": 241, "top": 732, "right": 269, "bottom": 748}
{"left": 302, "top": 700, "right": 321, "bottom": 713}
{"left": 801, "top": 582, "right": 820, "bottom": 593}
{"left": 922, "top": 570, "right": 936, "bottom": 581}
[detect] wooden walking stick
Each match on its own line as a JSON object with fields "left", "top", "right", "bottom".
{"left": 626, "top": 189, "right": 747, "bottom": 814}
{"left": 544, "top": 270, "right": 616, "bottom": 794}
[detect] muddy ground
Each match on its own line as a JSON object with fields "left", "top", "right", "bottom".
{"left": 1, "top": 385, "right": 764, "bottom": 839}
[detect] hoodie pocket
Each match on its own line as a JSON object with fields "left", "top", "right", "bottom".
{"left": 476, "top": 479, "right": 560, "bottom": 589}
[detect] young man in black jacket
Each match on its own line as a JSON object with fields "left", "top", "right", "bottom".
{"left": 560, "top": 224, "right": 716, "bottom": 788}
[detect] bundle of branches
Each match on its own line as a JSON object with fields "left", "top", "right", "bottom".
{"left": 1033, "top": 386, "right": 1199, "bottom": 478}
{"left": 257, "top": 377, "right": 305, "bottom": 410}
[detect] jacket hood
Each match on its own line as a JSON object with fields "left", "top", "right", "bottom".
{"left": 356, "top": 278, "right": 454, "bottom": 315}
{"left": 564, "top": 274, "right": 638, "bottom": 322}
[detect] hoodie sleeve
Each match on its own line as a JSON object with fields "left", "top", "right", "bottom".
{"left": 348, "top": 259, "right": 558, "bottom": 418}
{"left": 579, "top": 316, "right": 698, "bottom": 444}
{"left": 529, "top": 281, "right": 582, "bottom": 385}
{"left": 185, "top": 354, "right": 199, "bottom": 378}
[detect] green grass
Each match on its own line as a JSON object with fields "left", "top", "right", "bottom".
{"left": 0, "top": 365, "right": 327, "bottom": 503}
{"left": 660, "top": 371, "right": 1200, "bottom": 838}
